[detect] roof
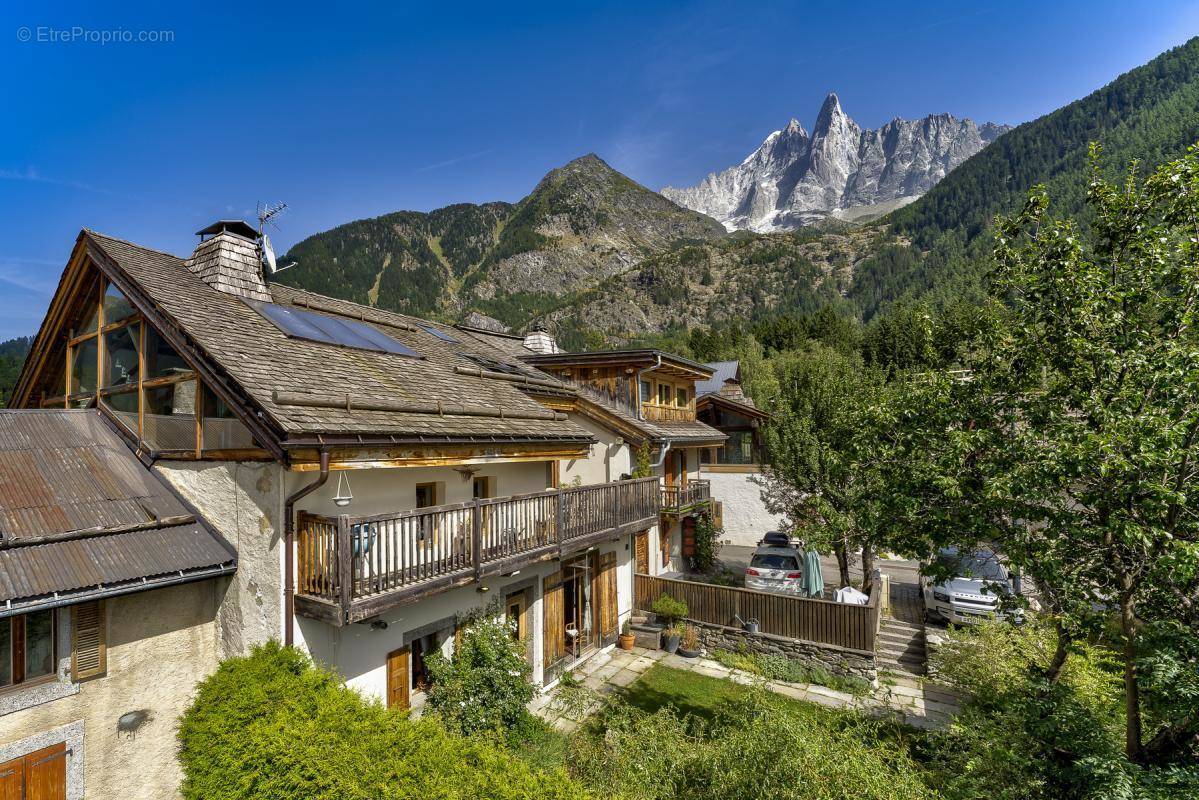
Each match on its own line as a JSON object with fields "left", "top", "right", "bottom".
{"left": 196, "top": 220, "right": 258, "bottom": 239}
{"left": 696, "top": 391, "right": 769, "bottom": 420}
{"left": 695, "top": 360, "right": 741, "bottom": 397}
{"left": 566, "top": 385, "right": 727, "bottom": 445}
{"left": 0, "top": 409, "right": 236, "bottom": 616}
{"left": 523, "top": 349, "right": 714, "bottom": 378}
{"left": 79, "top": 231, "right": 593, "bottom": 449}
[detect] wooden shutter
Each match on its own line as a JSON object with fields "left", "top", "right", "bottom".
{"left": 660, "top": 526, "right": 671, "bottom": 568}
{"left": 25, "top": 743, "right": 66, "bottom": 800}
{"left": 543, "top": 571, "right": 564, "bottom": 667}
{"left": 634, "top": 532, "right": 649, "bottom": 574}
{"left": 72, "top": 600, "right": 106, "bottom": 681}
{"left": 386, "top": 647, "right": 410, "bottom": 710}
{"left": 598, "top": 552, "right": 617, "bottom": 639}
{"left": 0, "top": 755, "right": 23, "bottom": 800}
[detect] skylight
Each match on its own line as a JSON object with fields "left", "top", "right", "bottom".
{"left": 249, "top": 301, "right": 421, "bottom": 358}
{"left": 420, "top": 324, "right": 459, "bottom": 343}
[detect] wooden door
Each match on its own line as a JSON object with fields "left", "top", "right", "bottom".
{"left": 679, "top": 450, "right": 688, "bottom": 487}
{"left": 25, "top": 744, "right": 65, "bottom": 800}
{"left": 386, "top": 647, "right": 410, "bottom": 711}
{"left": 598, "top": 552, "right": 618, "bottom": 640}
{"left": 543, "top": 571, "right": 565, "bottom": 667}
{"left": 660, "top": 525, "right": 672, "bottom": 569}
{"left": 634, "top": 531, "right": 649, "bottom": 574}
{"left": 0, "top": 743, "right": 67, "bottom": 800}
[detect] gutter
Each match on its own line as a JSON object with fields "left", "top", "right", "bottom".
{"left": 283, "top": 449, "right": 330, "bottom": 647}
{"left": 653, "top": 438, "right": 673, "bottom": 469}
{"left": 635, "top": 353, "right": 662, "bottom": 421}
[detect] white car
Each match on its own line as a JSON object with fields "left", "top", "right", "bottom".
{"left": 921, "top": 547, "right": 1022, "bottom": 625}
{"left": 745, "top": 546, "right": 803, "bottom": 594}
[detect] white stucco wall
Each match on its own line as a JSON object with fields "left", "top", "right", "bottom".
{"left": 0, "top": 581, "right": 221, "bottom": 800}
{"left": 559, "top": 414, "right": 632, "bottom": 486}
{"left": 702, "top": 468, "right": 782, "bottom": 547}
{"left": 156, "top": 460, "right": 285, "bottom": 656}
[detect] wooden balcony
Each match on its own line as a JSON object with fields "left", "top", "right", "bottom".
{"left": 661, "top": 479, "right": 711, "bottom": 514}
{"left": 641, "top": 402, "right": 695, "bottom": 422}
{"left": 294, "top": 476, "right": 660, "bottom": 625}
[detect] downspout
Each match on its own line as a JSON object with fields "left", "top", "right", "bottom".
{"left": 635, "top": 354, "right": 663, "bottom": 421}
{"left": 283, "top": 449, "right": 330, "bottom": 647}
{"left": 652, "top": 438, "right": 673, "bottom": 469}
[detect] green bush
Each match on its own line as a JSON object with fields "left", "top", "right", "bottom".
{"left": 686, "top": 513, "right": 723, "bottom": 573}
{"left": 177, "top": 641, "right": 584, "bottom": 800}
{"left": 425, "top": 602, "right": 536, "bottom": 736}
{"left": 568, "top": 687, "right": 933, "bottom": 800}
{"left": 650, "top": 593, "right": 688, "bottom": 623}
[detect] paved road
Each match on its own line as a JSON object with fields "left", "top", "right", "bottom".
{"left": 719, "top": 544, "right": 921, "bottom": 589}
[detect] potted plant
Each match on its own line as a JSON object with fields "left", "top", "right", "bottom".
{"left": 618, "top": 619, "right": 636, "bottom": 651}
{"left": 677, "top": 623, "right": 701, "bottom": 658}
{"left": 650, "top": 593, "right": 688, "bottom": 627}
{"left": 662, "top": 623, "right": 683, "bottom": 655}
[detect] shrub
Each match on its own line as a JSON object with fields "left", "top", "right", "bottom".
{"left": 424, "top": 601, "right": 535, "bottom": 736}
{"left": 687, "top": 513, "right": 723, "bottom": 573}
{"left": 568, "top": 687, "right": 933, "bottom": 800}
{"left": 650, "top": 593, "right": 688, "bottom": 624}
{"left": 177, "top": 641, "right": 584, "bottom": 800}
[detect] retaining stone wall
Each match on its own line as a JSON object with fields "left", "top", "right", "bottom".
{"left": 691, "top": 619, "right": 877, "bottom": 683}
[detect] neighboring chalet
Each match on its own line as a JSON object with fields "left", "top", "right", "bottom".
{"left": 696, "top": 360, "right": 776, "bottom": 546}
{"left": 0, "top": 410, "right": 235, "bottom": 799}
{"left": 5, "top": 220, "right": 725, "bottom": 795}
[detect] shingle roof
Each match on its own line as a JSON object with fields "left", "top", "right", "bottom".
{"left": 568, "top": 385, "right": 727, "bottom": 445}
{"left": 0, "top": 409, "right": 235, "bottom": 615}
{"left": 84, "top": 231, "right": 593, "bottom": 447}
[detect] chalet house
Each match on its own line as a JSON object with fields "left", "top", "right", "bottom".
{"left": 0, "top": 410, "right": 235, "bottom": 799}
{"left": 5, "top": 220, "right": 725, "bottom": 796}
{"left": 695, "top": 360, "right": 776, "bottom": 546}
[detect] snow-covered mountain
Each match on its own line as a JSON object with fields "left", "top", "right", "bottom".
{"left": 661, "top": 93, "right": 1010, "bottom": 232}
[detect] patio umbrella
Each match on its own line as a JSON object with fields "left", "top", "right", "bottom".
{"left": 802, "top": 550, "right": 824, "bottom": 598}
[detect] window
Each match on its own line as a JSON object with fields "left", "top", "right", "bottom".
{"left": 143, "top": 381, "right": 197, "bottom": 451}
{"left": 472, "top": 476, "right": 495, "bottom": 499}
{"left": 0, "top": 610, "right": 56, "bottom": 689}
{"left": 144, "top": 327, "right": 189, "bottom": 380}
{"left": 250, "top": 300, "right": 421, "bottom": 357}
{"left": 103, "top": 322, "right": 140, "bottom": 389}
{"left": 459, "top": 353, "right": 525, "bottom": 375}
{"left": 639, "top": 379, "right": 652, "bottom": 403}
{"left": 69, "top": 337, "right": 98, "bottom": 396}
{"left": 675, "top": 387, "right": 688, "bottom": 407}
{"left": 102, "top": 283, "right": 135, "bottom": 326}
{"left": 416, "top": 483, "right": 439, "bottom": 508}
{"left": 658, "top": 383, "right": 671, "bottom": 405}
{"left": 200, "top": 385, "right": 254, "bottom": 450}
{"left": 750, "top": 553, "right": 801, "bottom": 571}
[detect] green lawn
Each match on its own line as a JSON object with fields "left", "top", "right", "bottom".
{"left": 620, "top": 664, "right": 837, "bottom": 724}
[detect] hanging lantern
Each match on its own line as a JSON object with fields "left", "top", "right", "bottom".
{"left": 333, "top": 470, "right": 353, "bottom": 507}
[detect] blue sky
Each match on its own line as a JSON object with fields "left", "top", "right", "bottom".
{"left": 1, "top": 0, "right": 1197, "bottom": 339}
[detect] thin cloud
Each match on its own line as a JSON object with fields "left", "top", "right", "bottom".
{"left": 0, "top": 166, "right": 118, "bottom": 196}
{"left": 415, "top": 149, "right": 495, "bottom": 173}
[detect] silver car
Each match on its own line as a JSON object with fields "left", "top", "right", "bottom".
{"left": 745, "top": 546, "right": 803, "bottom": 594}
{"left": 921, "top": 547, "right": 1021, "bottom": 625}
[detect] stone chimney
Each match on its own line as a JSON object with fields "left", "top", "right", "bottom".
{"left": 186, "top": 220, "right": 273, "bottom": 302}
{"left": 523, "top": 322, "right": 559, "bottom": 354}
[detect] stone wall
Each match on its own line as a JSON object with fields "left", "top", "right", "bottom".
{"left": 691, "top": 619, "right": 877, "bottom": 683}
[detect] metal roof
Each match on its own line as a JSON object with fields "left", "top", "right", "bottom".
{"left": 0, "top": 410, "right": 235, "bottom": 615}
{"left": 695, "top": 360, "right": 740, "bottom": 397}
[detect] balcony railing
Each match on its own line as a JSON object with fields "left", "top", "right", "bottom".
{"left": 295, "top": 476, "right": 660, "bottom": 624}
{"left": 661, "top": 479, "right": 711, "bottom": 512}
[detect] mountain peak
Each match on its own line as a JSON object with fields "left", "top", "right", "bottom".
{"left": 783, "top": 118, "right": 805, "bottom": 135}
{"left": 813, "top": 91, "right": 849, "bottom": 135}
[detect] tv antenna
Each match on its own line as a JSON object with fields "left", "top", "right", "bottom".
{"left": 256, "top": 202, "right": 297, "bottom": 275}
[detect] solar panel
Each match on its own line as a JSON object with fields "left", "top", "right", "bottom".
{"left": 250, "top": 301, "right": 421, "bottom": 358}
{"left": 420, "top": 324, "right": 459, "bottom": 343}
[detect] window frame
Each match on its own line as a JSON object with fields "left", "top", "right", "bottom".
{"left": 0, "top": 610, "right": 57, "bottom": 692}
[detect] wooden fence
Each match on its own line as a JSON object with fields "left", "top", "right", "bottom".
{"left": 635, "top": 572, "right": 881, "bottom": 652}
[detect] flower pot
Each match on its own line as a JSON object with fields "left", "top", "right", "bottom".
{"left": 677, "top": 647, "right": 700, "bottom": 659}
{"left": 663, "top": 634, "right": 681, "bottom": 654}
{"left": 618, "top": 632, "right": 636, "bottom": 651}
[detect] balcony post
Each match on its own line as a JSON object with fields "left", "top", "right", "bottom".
{"left": 337, "top": 515, "right": 353, "bottom": 616}
{"left": 614, "top": 480, "right": 622, "bottom": 527}
{"left": 555, "top": 488, "right": 565, "bottom": 556}
{"left": 472, "top": 498, "right": 484, "bottom": 582}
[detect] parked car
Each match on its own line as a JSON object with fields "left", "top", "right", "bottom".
{"left": 921, "top": 547, "right": 1022, "bottom": 625}
{"left": 758, "top": 530, "right": 792, "bottom": 548}
{"left": 745, "top": 546, "right": 803, "bottom": 594}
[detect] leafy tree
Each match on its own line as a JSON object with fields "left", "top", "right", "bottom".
{"left": 424, "top": 601, "right": 536, "bottom": 736}
{"left": 177, "top": 642, "right": 582, "bottom": 800}
{"left": 630, "top": 441, "right": 653, "bottom": 478}
{"left": 756, "top": 343, "right": 886, "bottom": 591}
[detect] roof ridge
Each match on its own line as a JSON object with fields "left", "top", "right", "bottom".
{"left": 83, "top": 229, "right": 187, "bottom": 261}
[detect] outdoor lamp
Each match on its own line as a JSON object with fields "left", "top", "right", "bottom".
{"left": 333, "top": 471, "right": 353, "bottom": 507}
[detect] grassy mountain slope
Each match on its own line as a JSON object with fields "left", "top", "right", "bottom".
{"left": 278, "top": 155, "right": 723, "bottom": 323}
{"left": 851, "top": 35, "right": 1199, "bottom": 317}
